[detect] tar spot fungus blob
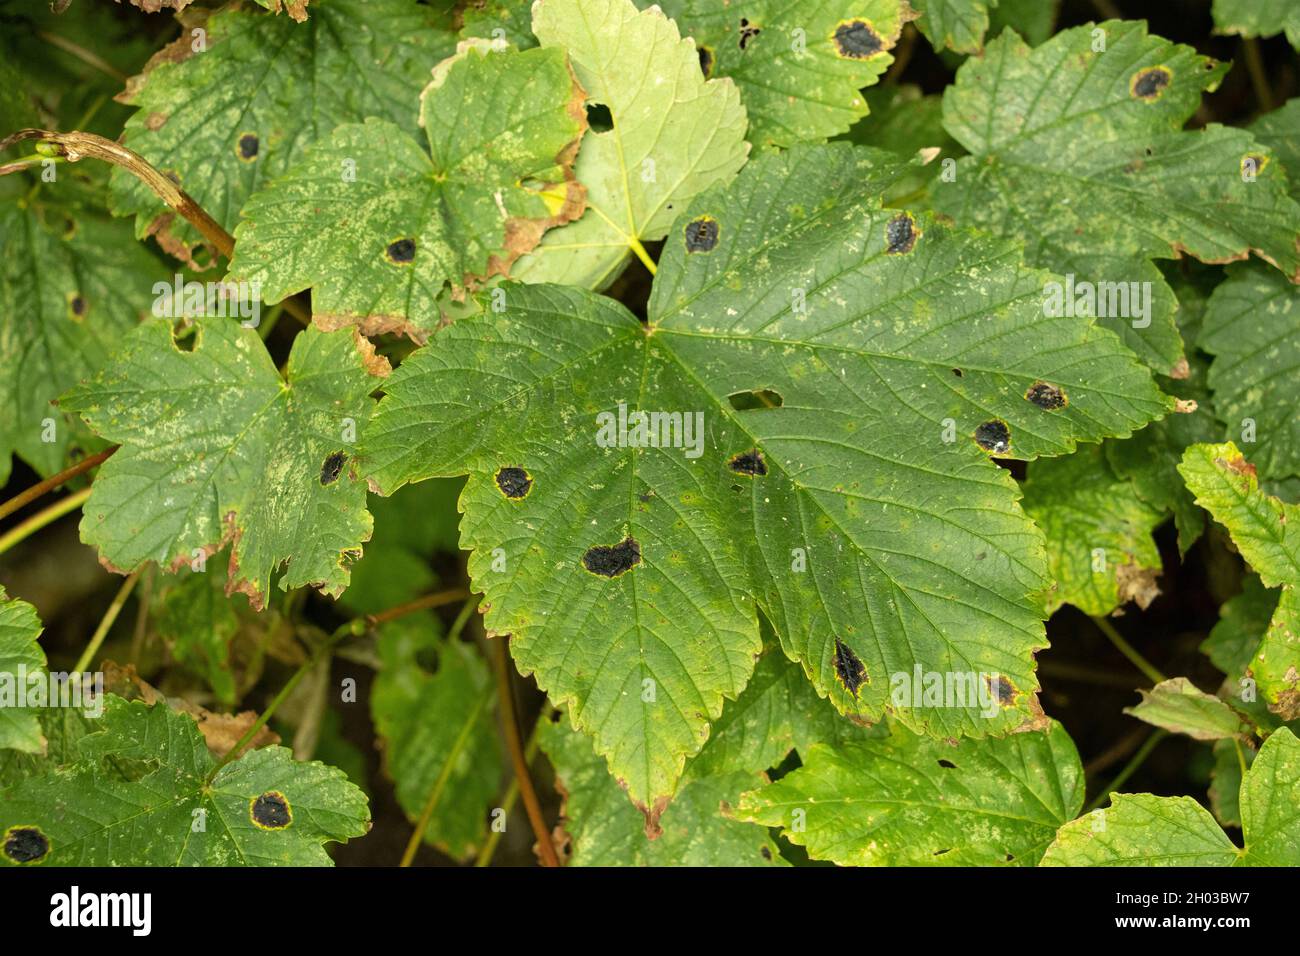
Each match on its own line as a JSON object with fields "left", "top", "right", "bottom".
{"left": 697, "top": 45, "right": 714, "bottom": 76}
{"left": 582, "top": 537, "right": 641, "bottom": 577}
{"left": 974, "top": 419, "right": 1011, "bottom": 454}
{"left": 833, "top": 638, "right": 867, "bottom": 696}
{"left": 989, "top": 674, "right": 1016, "bottom": 705}
{"left": 728, "top": 448, "right": 767, "bottom": 476}
{"left": 237, "top": 132, "right": 259, "bottom": 161}
{"left": 495, "top": 466, "right": 532, "bottom": 499}
{"left": 67, "top": 292, "right": 86, "bottom": 319}
{"left": 3, "top": 826, "right": 49, "bottom": 864}
{"left": 251, "top": 791, "right": 292, "bottom": 830}
{"left": 884, "top": 213, "right": 917, "bottom": 254}
{"left": 684, "top": 216, "right": 720, "bottom": 253}
{"left": 320, "top": 451, "right": 347, "bottom": 485}
{"left": 833, "top": 19, "right": 882, "bottom": 59}
{"left": 1025, "top": 381, "right": 1067, "bottom": 410}
{"left": 1130, "top": 66, "right": 1171, "bottom": 101}
{"left": 386, "top": 238, "right": 416, "bottom": 264}
{"left": 739, "top": 17, "right": 761, "bottom": 49}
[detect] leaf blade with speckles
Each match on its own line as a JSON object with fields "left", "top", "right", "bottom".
{"left": 61, "top": 319, "right": 385, "bottom": 610}
{"left": 935, "top": 21, "right": 1300, "bottom": 375}
{"left": 363, "top": 143, "right": 1170, "bottom": 813}
{"left": 0, "top": 589, "right": 46, "bottom": 756}
{"left": 1212, "top": 0, "right": 1300, "bottom": 50}
{"left": 0, "top": 695, "right": 369, "bottom": 866}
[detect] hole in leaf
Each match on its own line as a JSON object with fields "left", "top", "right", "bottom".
{"left": 727, "top": 387, "right": 783, "bottom": 410}
{"left": 582, "top": 537, "right": 641, "bottom": 577}
{"left": 937, "top": 758, "right": 957, "bottom": 769}
{"left": 585, "top": 102, "right": 613, "bottom": 132}
{"left": 698, "top": 45, "right": 714, "bottom": 76}
{"left": 951, "top": 367, "right": 963, "bottom": 378}
{"left": 250, "top": 791, "right": 292, "bottom": 830}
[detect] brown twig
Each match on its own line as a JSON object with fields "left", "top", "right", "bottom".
{"left": 493, "top": 636, "right": 559, "bottom": 867}
{"left": 0, "top": 446, "right": 115, "bottom": 522}
{"left": 365, "top": 588, "right": 470, "bottom": 626}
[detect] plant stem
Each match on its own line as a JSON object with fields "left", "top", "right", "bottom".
{"left": 0, "top": 486, "right": 90, "bottom": 556}
{"left": 1089, "top": 0, "right": 1122, "bottom": 19}
{"left": 366, "top": 587, "right": 470, "bottom": 625}
{"left": 0, "top": 447, "right": 115, "bottom": 521}
{"left": 475, "top": 719, "right": 542, "bottom": 867}
{"left": 493, "top": 636, "right": 559, "bottom": 867}
{"left": 628, "top": 236, "right": 657, "bottom": 276}
{"left": 39, "top": 30, "right": 128, "bottom": 82}
{"left": 1085, "top": 729, "right": 1168, "bottom": 813}
{"left": 1090, "top": 614, "right": 1166, "bottom": 685}
{"left": 74, "top": 569, "right": 142, "bottom": 674}
{"left": 1242, "top": 38, "right": 1274, "bottom": 113}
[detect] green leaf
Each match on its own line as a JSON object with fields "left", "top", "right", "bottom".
{"left": 1251, "top": 99, "right": 1300, "bottom": 202}
{"left": 1199, "top": 263, "right": 1300, "bottom": 482}
{"left": 152, "top": 565, "right": 245, "bottom": 706}
{"left": 735, "top": 720, "right": 1084, "bottom": 865}
{"left": 1179, "top": 442, "right": 1300, "bottom": 720}
{"left": 110, "top": 0, "right": 459, "bottom": 264}
{"left": 61, "top": 319, "right": 386, "bottom": 610}
{"left": 841, "top": 84, "right": 963, "bottom": 204}
{"left": 363, "top": 143, "right": 1169, "bottom": 811}
{"left": 986, "top": 0, "right": 1057, "bottom": 47}
{"left": 0, "top": 201, "right": 169, "bottom": 482}
{"left": 512, "top": 0, "right": 750, "bottom": 289}
{"left": 371, "top": 617, "right": 499, "bottom": 860}
{"left": 935, "top": 21, "right": 1300, "bottom": 375}
{"left": 1021, "top": 444, "right": 1165, "bottom": 616}
{"left": 0, "top": 588, "right": 45, "bottom": 755}
{"left": 229, "top": 43, "right": 587, "bottom": 337}
{"left": 910, "top": 0, "right": 995, "bottom": 54}
{"left": 459, "top": 0, "right": 537, "bottom": 49}
{"left": 1203, "top": 575, "right": 1278, "bottom": 679}
{"left": 1124, "top": 678, "right": 1251, "bottom": 741}
{"left": 0, "top": 694, "right": 369, "bottom": 865}
{"left": 1043, "top": 726, "right": 1300, "bottom": 866}
{"left": 541, "top": 713, "right": 784, "bottom": 865}
{"left": 650, "top": 0, "right": 911, "bottom": 146}
{"left": 1209, "top": 737, "right": 1253, "bottom": 828}
{"left": 1212, "top": 0, "right": 1300, "bottom": 49}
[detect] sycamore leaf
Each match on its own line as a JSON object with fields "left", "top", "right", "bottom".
{"left": 1199, "top": 263, "right": 1300, "bottom": 481}
{"left": 1179, "top": 442, "right": 1300, "bottom": 720}
{"left": 459, "top": 0, "right": 537, "bottom": 48}
{"left": 0, "top": 200, "right": 169, "bottom": 483}
{"left": 363, "top": 143, "right": 1169, "bottom": 812}
{"left": 0, "top": 695, "right": 368, "bottom": 866}
{"left": 1209, "top": 737, "right": 1254, "bottom": 828}
{"left": 110, "top": 0, "right": 459, "bottom": 264}
{"left": 1252, "top": 99, "right": 1300, "bottom": 202}
{"left": 1203, "top": 575, "right": 1279, "bottom": 679}
{"left": 1043, "top": 726, "right": 1300, "bottom": 866}
{"left": 841, "top": 84, "right": 963, "bottom": 204}
{"left": 649, "top": 0, "right": 911, "bottom": 147}
{"left": 1212, "top": 0, "right": 1300, "bottom": 50}
{"left": 512, "top": 0, "right": 749, "bottom": 289}
{"left": 1125, "top": 677, "right": 1252, "bottom": 741}
{"left": 1021, "top": 444, "right": 1165, "bottom": 616}
{"left": 153, "top": 565, "right": 246, "bottom": 706}
{"left": 0, "top": 588, "right": 45, "bottom": 755}
{"left": 229, "top": 43, "right": 587, "bottom": 338}
{"left": 934, "top": 20, "right": 1300, "bottom": 375}
{"left": 371, "top": 617, "right": 500, "bottom": 860}
{"left": 909, "top": 0, "right": 995, "bottom": 53}
{"left": 542, "top": 714, "right": 784, "bottom": 866}
{"left": 61, "top": 319, "right": 386, "bottom": 611}
{"left": 735, "top": 720, "right": 1085, "bottom": 866}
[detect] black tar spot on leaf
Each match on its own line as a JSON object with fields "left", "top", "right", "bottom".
{"left": 1131, "top": 67, "right": 1171, "bottom": 100}
{"left": 728, "top": 387, "right": 783, "bottom": 410}
{"left": 582, "top": 537, "right": 641, "bottom": 577}
{"left": 684, "top": 216, "right": 719, "bottom": 253}
{"left": 237, "top": 133, "right": 259, "bottom": 161}
{"left": 739, "top": 17, "right": 761, "bottom": 50}
{"left": 885, "top": 213, "right": 917, "bottom": 254}
{"left": 585, "top": 102, "right": 613, "bottom": 132}
{"left": 698, "top": 45, "right": 714, "bottom": 76}
{"left": 833, "top": 19, "right": 882, "bottom": 59}
{"left": 386, "top": 238, "right": 416, "bottom": 264}
{"left": 251, "top": 791, "right": 292, "bottom": 829}
{"left": 833, "top": 638, "right": 867, "bottom": 696}
{"left": 3, "top": 827, "right": 49, "bottom": 864}
{"left": 495, "top": 466, "right": 532, "bottom": 499}
{"left": 68, "top": 293, "right": 86, "bottom": 318}
{"left": 760, "top": 845, "right": 772, "bottom": 860}
{"left": 320, "top": 451, "right": 347, "bottom": 485}
{"left": 1025, "top": 380, "right": 1067, "bottom": 410}
{"left": 974, "top": 419, "right": 1011, "bottom": 454}
{"left": 728, "top": 448, "right": 767, "bottom": 476}
{"left": 989, "top": 674, "right": 1015, "bottom": 705}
